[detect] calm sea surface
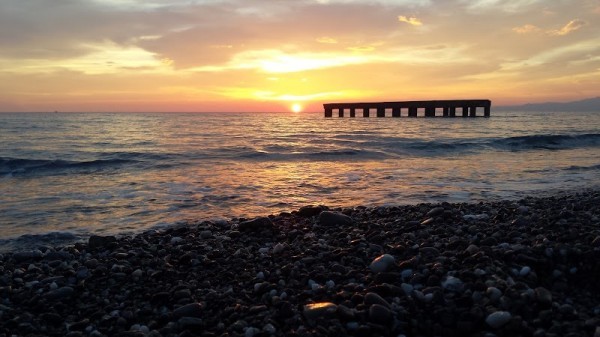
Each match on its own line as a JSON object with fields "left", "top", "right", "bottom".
{"left": 1, "top": 111, "right": 599, "bottom": 251}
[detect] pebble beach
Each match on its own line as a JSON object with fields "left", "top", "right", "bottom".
{"left": 1, "top": 190, "right": 599, "bottom": 337}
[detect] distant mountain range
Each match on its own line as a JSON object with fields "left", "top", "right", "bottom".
{"left": 496, "top": 97, "right": 600, "bottom": 112}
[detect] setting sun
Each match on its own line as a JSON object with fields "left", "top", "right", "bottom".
{"left": 291, "top": 103, "right": 303, "bottom": 113}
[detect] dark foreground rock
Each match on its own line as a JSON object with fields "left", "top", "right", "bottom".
{"left": 1, "top": 190, "right": 599, "bottom": 337}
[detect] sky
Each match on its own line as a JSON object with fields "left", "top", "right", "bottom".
{"left": 0, "top": 0, "right": 599, "bottom": 112}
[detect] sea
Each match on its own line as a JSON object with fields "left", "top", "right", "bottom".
{"left": 1, "top": 111, "right": 599, "bottom": 251}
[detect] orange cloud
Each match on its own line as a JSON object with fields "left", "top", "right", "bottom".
{"left": 512, "top": 24, "right": 541, "bottom": 34}
{"left": 398, "top": 15, "right": 423, "bottom": 26}
{"left": 548, "top": 19, "right": 586, "bottom": 36}
{"left": 316, "top": 37, "right": 338, "bottom": 44}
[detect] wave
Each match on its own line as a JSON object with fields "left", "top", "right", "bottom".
{"left": 0, "top": 231, "right": 82, "bottom": 253}
{"left": 565, "top": 163, "right": 600, "bottom": 171}
{"left": 494, "top": 133, "right": 600, "bottom": 151}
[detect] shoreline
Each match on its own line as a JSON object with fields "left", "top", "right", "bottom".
{"left": 1, "top": 190, "right": 599, "bottom": 336}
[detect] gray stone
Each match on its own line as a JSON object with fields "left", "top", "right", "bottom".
{"left": 178, "top": 317, "right": 203, "bottom": 327}
{"left": 297, "top": 205, "right": 325, "bottom": 217}
{"left": 88, "top": 235, "right": 117, "bottom": 250}
{"left": 364, "top": 292, "right": 391, "bottom": 308}
{"left": 426, "top": 207, "right": 445, "bottom": 217}
{"left": 370, "top": 254, "right": 395, "bottom": 273}
{"left": 369, "top": 304, "right": 392, "bottom": 324}
{"left": 317, "top": 211, "right": 352, "bottom": 226}
{"left": 239, "top": 217, "right": 274, "bottom": 231}
{"left": 172, "top": 303, "right": 202, "bottom": 318}
{"left": 486, "top": 311, "right": 511, "bottom": 328}
{"left": 199, "top": 230, "right": 213, "bottom": 239}
{"left": 46, "top": 286, "right": 74, "bottom": 300}
{"left": 535, "top": 287, "right": 552, "bottom": 307}
{"left": 13, "top": 250, "right": 43, "bottom": 262}
{"left": 303, "top": 302, "right": 337, "bottom": 320}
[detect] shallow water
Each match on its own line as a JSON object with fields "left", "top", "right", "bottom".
{"left": 1, "top": 110, "right": 599, "bottom": 250}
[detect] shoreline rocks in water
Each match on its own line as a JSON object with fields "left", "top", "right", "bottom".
{"left": 1, "top": 190, "right": 599, "bottom": 336}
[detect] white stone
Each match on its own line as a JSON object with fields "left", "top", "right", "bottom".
{"left": 170, "top": 236, "right": 183, "bottom": 245}
{"left": 370, "top": 254, "right": 395, "bottom": 273}
{"left": 263, "top": 323, "right": 276, "bottom": 334}
{"left": 463, "top": 214, "right": 489, "bottom": 221}
{"left": 486, "top": 287, "right": 502, "bottom": 301}
{"left": 401, "top": 283, "right": 413, "bottom": 295}
{"left": 272, "top": 243, "right": 286, "bottom": 254}
{"left": 441, "top": 276, "right": 463, "bottom": 292}
{"left": 346, "top": 322, "right": 359, "bottom": 330}
{"left": 245, "top": 327, "right": 260, "bottom": 337}
{"left": 485, "top": 311, "right": 512, "bottom": 328}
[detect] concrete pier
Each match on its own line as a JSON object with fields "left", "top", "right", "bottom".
{"left": 324, "top": 100, "right": 491, "bottom": 118}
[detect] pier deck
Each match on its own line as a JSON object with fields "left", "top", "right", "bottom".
{"left": 324, "top": 99, "right": 491, "bottom": 117}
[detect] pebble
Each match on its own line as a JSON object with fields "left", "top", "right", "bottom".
{"left": 199, "top": 230, "right": 213, "bottom": 239}
{"left": 463, "top": 214, "right": 489, "bottom": 221}
{"left": 369, "top": 254, "right": 395, "bottom": 273}
{"left": 535, "top": 287, "right": 552, "bottom": 307}
{"left": 364, "top": 292, "right": 391, "bottom": 308}
{"left": 178, "top": 317, "right": 203, "bottom": 327}
{"left": 239, "top": 217, "right": 274, "bottom": 231}
{"left": 170, "top": 237, "right": 183, "bottom": 245}
{"left": 172, "top": 303, "right": 202, "bottom": 318}
{"left": 401, "top": 283, "right": 413, "bottom": 295}
{"left": 303, "top": 302, "right": 337, "bottom": 320}
{"left": 486, "top": 311, "right": 512, "bottom": 328}
{"left": 273, "top": 243, "right": 286, "bottom": 254}
{"left": 317, "top": 211, "right": 353, "bottom": 226}
{"left": 46, "top": 286, "right": 74, "bottom": 300}
{"left": 369, "top": 304, "right": 393, "bottom": 324}
{"left": 88, "top": 235, "right": 116, "bottom": 249}
{"left": 486, "top": 287, "right": 502, "bottom": 301}
{"left": 426, "top": 206, "right": 445, "bottom": 217}
{"left": 263, "top": 323, "right": 276, "bottom": 334}
{"left": 519, "top": 266, "right": 531, "bottom": 276}
{"left": 441, "top": 276, "right": 463, "bottom": 292}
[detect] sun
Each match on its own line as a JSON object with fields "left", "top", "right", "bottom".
{"left": 290, "top": 103, "right": 303, "bottom": 113}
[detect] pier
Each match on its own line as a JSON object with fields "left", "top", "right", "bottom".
{"left": 324, "top": 100, "right": 491, "bottom": 118}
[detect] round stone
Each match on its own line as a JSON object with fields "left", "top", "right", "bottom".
{"left": 486, "top": 311, "right": 511, "bottom": 328}
{"left": 370, "top": 254, "right": 395, "bottom": 273}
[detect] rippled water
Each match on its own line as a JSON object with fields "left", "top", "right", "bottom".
{"left": 1, "top": 111, "right": 599, "bottom": 250}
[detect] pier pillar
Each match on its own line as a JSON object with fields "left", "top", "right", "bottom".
{"left": 363, "top": 108, "right": 370, "bottom": 117}
{"left": 377, "top": 107, "right": 385, "bottom": 117}
{"left": 408, "top": 107, "right": 418, "bottom": 117}
{"left": 392, "top": 107, "right": 401, "bottom": 117}
{"left": 449, "top": 107, "right": 456, "bottom": 117}
{"left": 469, "top": 106, "right": 477, "bottom": 117}
{"left": 350, "top": 108, "right": 356, "bottom": 117}
{"left": 338, "top": 108, "right": 344, "bottom": 117}
{"left": 462, "top": 106, "right": 469, "bottom": 117}
{"left": 443, "top": 107, "right": 450, "bottom": 117}
{"left": 484, "top": 105, "right": 491, "bottom": 117}
{"left": 425, "top": 107, "right": 435, "bottom": 117}
{"left": 325, "top": 107, "right": 333, "bottom": 117}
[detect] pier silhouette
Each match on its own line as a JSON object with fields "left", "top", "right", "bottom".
{"left": 324, "top": 100, "right": 491, "bottom": 117}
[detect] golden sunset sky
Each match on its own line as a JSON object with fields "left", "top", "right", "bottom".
{"left": 1, "top": 0, "right": 599, "bottom": 112}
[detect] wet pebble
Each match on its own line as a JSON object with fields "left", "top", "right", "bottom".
{"left": 369, "top": 254, "right": 395, "bottom": 273}
{"left": 486, "top": 311, "right": 512, "bottom": 328}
